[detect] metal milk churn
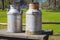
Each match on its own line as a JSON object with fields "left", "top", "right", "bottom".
{"left": 7, "top": 4, "right": 22, "bottom": 33}
{"left": 25, "top": 2, "right": 42, "bottom": 35}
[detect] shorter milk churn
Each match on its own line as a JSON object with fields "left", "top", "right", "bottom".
{"left": 26, "top": 2, "right": 42, "bottom": 35}
{"left": 7, "top": 4, "right": 20, "bottom": 32}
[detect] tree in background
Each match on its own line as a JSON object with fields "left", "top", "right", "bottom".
{"left": 46, "top": 0, "right": 50, "bottom": 9}
{"left": 2, "top": 0, "right": 4, "bottom": 10}
{"left": 4, "top": 0, "right": 9, "bottom": 8}
{"left": 0, "top": 0, "right": 9, "bottom": 10}
{"left": 54, "top": 0, "right": 56, "bottom": 9}
{"left": 0, "top": 0, "right": 4, "bottom": 10}
{"left": 0, "top": 0, "right": 2, "bottom": 9}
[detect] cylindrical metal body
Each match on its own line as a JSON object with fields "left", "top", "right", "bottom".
{"left": 7, "top": 5, "right": 20, "bottom": 32}
{"left": 26, "top": 3, "right": 42, "bottom": 35}
{"left": 7, "top": 14, "right": 17, "bottom": 32}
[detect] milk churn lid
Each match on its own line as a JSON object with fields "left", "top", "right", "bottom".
{"left": 7, "top": 5, "right": 20, "bottom": 15}
{"left": 26, "top": 2, "right": 41, "bottom": 15}
{"left": 29, "top": 2, "right": 39, "bottom": 9}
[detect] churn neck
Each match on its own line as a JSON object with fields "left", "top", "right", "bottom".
{"left": 10, "top": 4, "right": 16, "bottom": 9}
{"left": 29, "top": 2, "right": 39, "bottom": 10}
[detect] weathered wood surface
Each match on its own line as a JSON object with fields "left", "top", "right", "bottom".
{"left": 0, "top": 29, "right": 48, "bottom": 40}
{"left": 0, "top": 32, "right": 47, "bottom": 40}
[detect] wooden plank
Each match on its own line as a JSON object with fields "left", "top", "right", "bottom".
{"left": 0, "top": 23, "right": 7, "bottom": 25}
{"left": 0, "top": 30, "right": 48, "bottom": 40}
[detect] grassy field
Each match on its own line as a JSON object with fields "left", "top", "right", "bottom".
{"left": 42, "top": 10, "right": 60, "bottom": 34}
{"left": 0, "top": 9, "right": 7, "bottom": 23}
{"left": 42, "top": 10, "right": 60, "bottom": 22}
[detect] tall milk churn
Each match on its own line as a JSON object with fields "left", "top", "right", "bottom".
{"left": 7, "top": 4, "right": 21, "bottom": 32}
{"left": 26, "top": 2, "right": 42, "bottom": 35}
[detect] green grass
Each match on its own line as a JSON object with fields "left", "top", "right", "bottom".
{"left": 42, "top": 10, "right": 60, "bottom": 34}
{"left": 0, "top": 9, "right": 7, "bottom": 23}
{"left": 42, "top": 10, "right": 60, "bottom": 22}
{"left": 42, "top": 24, "right": 60, "bottom": 34}
{"left": 0, "top": 25, "right": 6, "bottom": 29}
